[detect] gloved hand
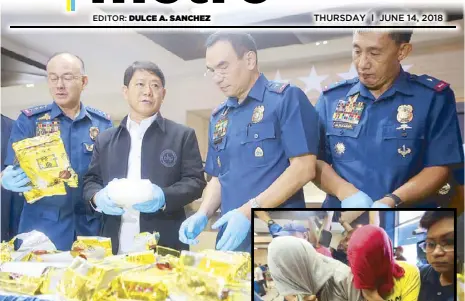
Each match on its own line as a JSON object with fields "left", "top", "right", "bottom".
{"left": 179, "top": 212, "right": 209, "bottom": 245}
{"left": 341, "top": 191, "right": 373, "bottom": 208}
{"left": 132, "top": 184, "right": 165, "bottom": 213}
{"left": 212, "top": 209, "right": 251, "bottom": 251}
{"left": 94, "top": 187, "right": 124, "bottom": 215}
{"left": 268, "top": 222, "right": 282, "bottom": 236}
{"left": 372, "top": 201, "right": 393, "bottom": 208}
{"left": 1, "top": 165, "right": 32, "bottom": 192}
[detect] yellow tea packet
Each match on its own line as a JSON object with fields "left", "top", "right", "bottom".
{"left": 12, "top": 132, "right": 78, "bottom": 203}
{"left": 71, "top": 236, "right": 113, "bottom": 259}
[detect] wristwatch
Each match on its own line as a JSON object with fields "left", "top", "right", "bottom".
{"left": 89, "top": 194, "right": 102, "bottom": 213}
{"left": 250, "top": 198, "right": 261, "bottom": 208}
{"left": 384, "top": 193, "right": 402, "bottom": 207}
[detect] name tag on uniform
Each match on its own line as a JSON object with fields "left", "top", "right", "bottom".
{"left": 332, "top": 93, "right": 365, "bottom": 129}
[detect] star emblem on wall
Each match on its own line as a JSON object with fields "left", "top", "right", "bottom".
{"left": 298, "top": 66, "right": 328, "bottom": 93}
{"left": 337, "top": 63, "right": 358, "bottom": 80}
{"left": 274, "top": 70, "right": 290, "bottom": 82}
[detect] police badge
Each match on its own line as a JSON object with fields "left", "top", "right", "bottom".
{"left": 89, "top": 127, "right": 100, "bottom": 141}
{"left": 396, "top": 105, "right": 413, "bottom": 130}
{"left": 252, "top": 106, "right": 265, "bottom": 123}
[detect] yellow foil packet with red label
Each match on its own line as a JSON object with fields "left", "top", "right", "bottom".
{"left": 94, "top": 265, "right": 172, "bottom": 301}
{"left": 12, "top": 132, "right": 78, "bottom": 203}
{"left": 0, "top": 271, "right": 44, "bottom": 295}
{"left": 130, "top": 232, "right": 160, "bottom": 252}
{"left": 71, "top": 236, "right": 113, "bottom": 259}
{"left": 180, "top": 250, "right": 251, "bottom": 284}
{"left": 178, "top": 266, "right": 229, "bottom": 300}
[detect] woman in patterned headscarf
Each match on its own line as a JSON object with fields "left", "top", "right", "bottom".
{"left": 268, "top": 236, "right": 363, "bottom": 301}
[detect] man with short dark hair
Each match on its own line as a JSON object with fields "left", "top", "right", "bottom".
{"left": 418, "top": 211, "right": 455, "bottom": 301}
{"left": 314, "top": 30, "right": 464, "bottom": 209}
{"left": 179, "top": 32, "right": 320, "bottom": 252}
{"left": 2, "top": 53, "right": 112, "bottom": 250}
{"left": 83, "top": 61, "right": 206, "bottom": 254}
{"left": 394, "top": 246, "right": 407, "bottom": 261}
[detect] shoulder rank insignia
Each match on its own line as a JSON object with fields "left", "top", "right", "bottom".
{"left": 86, "top": 106, "right": 111, "bottom": 120}
{"left": 212, "top": 101, "right": 226, "bottom": 116}
{"left": 21, "top": 104, "right": 52, "bottom": 117}
{"left": 414, "top": 75, "right": 450, "bottom": 92}
{"left": 267, "top": 81, "right": 289, "bottom": 94}
{"left": 323, "top": 77, "right": 358, "bottom": 93}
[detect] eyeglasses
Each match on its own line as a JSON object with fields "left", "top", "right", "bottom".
{"left": 48, "top": 74, "right": 81, "bottom": 85}
{"left": 204, "top": 64, "right": 230, "bottom": 79}
{"left": 419, "top": 240, "right": 454, "bottom": 253}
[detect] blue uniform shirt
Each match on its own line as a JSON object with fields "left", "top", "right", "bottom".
{"left": 1, "top": 115, "right": 14, "bottom": 241}
{"left": 205, "top": 74, "right": 319, "bottom": 251}
{"left": 5, "top": 102, "right": 112, "bottom": 250}
{"left": 316, "top": 69, "right": 464, "bottom": 208}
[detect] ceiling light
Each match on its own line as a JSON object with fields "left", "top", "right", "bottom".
{"left": 316, "top": 42, "right": 320, "bottom": 46}
{"left": 26, "top": 83, "right": 34, "bottom": 88}
{"left": 323, "top": 41, "right": 328, "bottom": 44}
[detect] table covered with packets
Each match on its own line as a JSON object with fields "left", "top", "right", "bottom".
{"left": 0, "top": 231, "right": 251, "bottom": 301}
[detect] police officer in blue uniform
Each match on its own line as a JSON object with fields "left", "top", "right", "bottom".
{"left": 1, "top": 114, "right": 14, "bottom": 241}
{"left": 179, "top": 32, "right": 319, "bottom": 252}
{"left": 1, "top": 53, "right": 112, "bottom": 250}
{"left": 314, "top": 31, "right": 464, "bottom": 209}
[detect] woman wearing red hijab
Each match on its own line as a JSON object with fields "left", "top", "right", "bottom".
{"left": 347, "top": 225, "right": 420, "bottom": 301}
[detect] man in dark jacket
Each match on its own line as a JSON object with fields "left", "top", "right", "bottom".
{"left": 83, "top": 61, "right": 206, "bottom": 254}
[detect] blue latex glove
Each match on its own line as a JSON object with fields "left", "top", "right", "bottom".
{"left": 268, "top": 223, "right": 282, "bottom": 236}
{"left": 212, "top": 209, "right": 251, "bottom": 251}
{"left": 341, "top": 191, "right": 373, "bottom": 208}
{"left": 94, "top": 187, "right": 124, "bottom": 215}
{"left": 179, "top": 212, "right": 209, "bottom": 245}
{"left": 372, "top": 201, "right": 393, "bottom": 208}
{"left": 133, "top": 184, "right": 165, "bottom": 213}
{"left": 1, "top": 165, "right": 32, "bottom": 192}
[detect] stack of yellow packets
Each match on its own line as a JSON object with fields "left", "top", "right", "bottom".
{"left": 56, "top": 251, "right": 157, "bottom": 301}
